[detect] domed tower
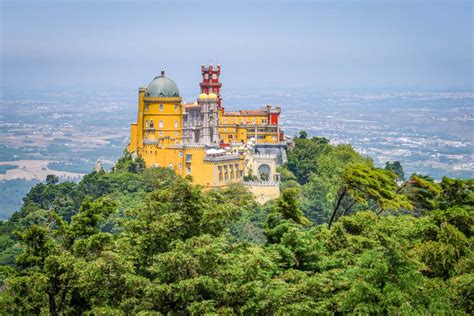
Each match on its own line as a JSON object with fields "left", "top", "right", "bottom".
{"left": 128, "top": 70, "right": 183, "bottom": 162}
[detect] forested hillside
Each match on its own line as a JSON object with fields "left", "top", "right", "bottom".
{"left": 0, "top": 135, "right": 472, "bottom": 315}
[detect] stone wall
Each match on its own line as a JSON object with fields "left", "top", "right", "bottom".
{"left": 254, "top": 142, "right": 288, "bottom": 165}
{"left": 243, "top": 181, "right": 280, "bottom": 204}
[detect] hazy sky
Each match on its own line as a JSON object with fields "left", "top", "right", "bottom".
{"left": 1, "top": 0, "right": 472, "bottom": 93}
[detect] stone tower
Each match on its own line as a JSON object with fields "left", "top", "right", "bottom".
{"left": 197, "top": 93, "right": 219, "bottom": 145}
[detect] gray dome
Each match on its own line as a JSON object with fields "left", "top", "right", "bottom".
{"left": 145, "top": 70, "right": 180, "bottom": 97}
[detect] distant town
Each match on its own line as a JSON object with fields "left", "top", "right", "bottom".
{"left": 0, "top": 89, "right": 472, "bottom": 218}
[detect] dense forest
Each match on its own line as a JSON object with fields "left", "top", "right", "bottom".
{"left": 0, "top": 133, "right": 472, "bottom": 315}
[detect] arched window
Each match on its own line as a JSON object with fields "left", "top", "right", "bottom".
{"left": 258, "top": 164, "right": 271, "bottom": 181}
{"left": 174, "top": 104, "right": 179, "bottom": 111}
{"left": 150, "top": 120, "right": 154, "bottom": 129}
{"left": 168, "top": 163, "right": 173, "bottom": 169}
{"left": 145, "top": 120, "right": 149, "bottom": 128}
{"left": 159, "top": 104, "right": 164, "bottom": 111}
{"left": 159, "top": 120, "right": 164, "bottom": 128}
{"left": 174, "top": 120, "right": 178, "bottom": 128}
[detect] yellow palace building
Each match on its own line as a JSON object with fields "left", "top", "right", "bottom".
{"left": 128, "top": 65, "right": 285, "bottom": 192}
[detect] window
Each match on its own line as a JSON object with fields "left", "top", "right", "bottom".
{"left": 187, "top": 167, "right": 191, "bottom": 174}
{"left": 168, "top": 163, "right": 173, "bottom": 169}
{"left": 179, "top": 151, "right": 183, "bottom": 157}
{"left": 150, "top": 120, "right": 154, "bottom": 129}
{"left": 174, "top": 120, "right": 178, "bottom": 128}
{"left": 145, "top": 120, "right": 149, "bottom": 128}
{"left": 159, "top": 131, "right": 163, "bottom": 136}
{"left": 145, "top": 104, "right": 149, "bottom": 111}
{"left": 159, "top": 104, "right": 164, "bottom": 111}
{"left": 174, "top": 104, "right": 179, "bottom": 111}
{"left": 262, "top": 118, "right": 267, "bottom": 124}
{"left": 178, "top": 163, "right": 182, "bottom": 170}
{"left": 159, "top": 120, "right": 164, "bottom": 128}
{"left": 224, "top": 118, "right": 228, "bottom": 123}
{"left": 175, "top": 131, "right": 179, "bottom": 136}
{"left": 186, "top": 154, "right": 192, "bottom": 163}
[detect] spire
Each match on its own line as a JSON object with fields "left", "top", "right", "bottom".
{"left": 160, "top": 69, "right": 165, "bottom": 77}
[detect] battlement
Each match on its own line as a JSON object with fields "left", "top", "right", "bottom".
{"left": 201, "top": 64, "right": 221, "bottom": 74}
{"left": 252, "top": 153, "right": 277, "bottom": 160}
{"left": 243, "top": 180, "right": 280, "bottom": 187}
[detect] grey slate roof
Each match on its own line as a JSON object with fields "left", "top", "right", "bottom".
{"left": 146, "top": 70, "right": 180, "bottom": 97}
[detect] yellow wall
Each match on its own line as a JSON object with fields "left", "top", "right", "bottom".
{"left": 218, "top": 124, "right": 278, "bottom": 144}
{"left": 142, "top": 96, "right": 183, "bottom": 141}
{"left": 129, "top": 90, "right": 184, "bottom": 167}
{"left": 139, "top": 144, "right": 244, "bottom": 188}
{"left": 177, "top": 148, "right": 244, "bottom": 188}
{"left": 218, "top": 113, "right": 279, "bottom": 144}
{"left": 129, "top": 123, "right": 137, "bottom": 152}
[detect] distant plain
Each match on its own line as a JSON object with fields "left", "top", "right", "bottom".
{"left": 0, "top": 89, "right": 472, "bottom": 218}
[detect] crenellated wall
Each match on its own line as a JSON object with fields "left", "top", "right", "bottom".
{"left": 243, "top": 181, "right": 280, "bottom": 204}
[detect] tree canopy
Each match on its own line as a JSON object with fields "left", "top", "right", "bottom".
{"left": 0, "top": 143, "right": 472, "bottom": 315}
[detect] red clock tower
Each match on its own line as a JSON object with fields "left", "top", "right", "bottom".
{"left": 200, "top": 64, "right": 223, "bottom": 109}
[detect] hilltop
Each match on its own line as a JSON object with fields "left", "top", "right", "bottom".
{"left": 0, "top": 134, "right": 472, "bottom": 314}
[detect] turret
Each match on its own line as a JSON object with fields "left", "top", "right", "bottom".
{"left": 200, "top": 64, "right": 223, "bottom": 109}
